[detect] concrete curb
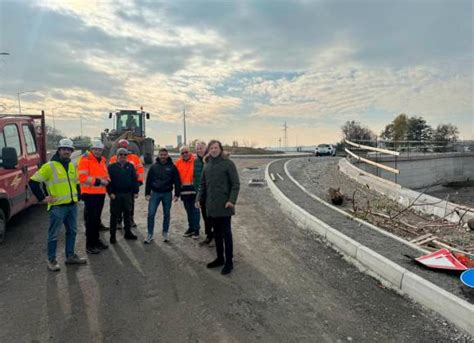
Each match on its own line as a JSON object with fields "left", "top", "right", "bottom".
{"left": 265, "top": 160, "right": 474, "bottom": 335}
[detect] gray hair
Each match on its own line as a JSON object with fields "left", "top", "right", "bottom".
{"left": 179, "top": 145, "right": 190, "bottom": 153}
{"left": 195, "top": 140, "right": 207, "bottom": 148}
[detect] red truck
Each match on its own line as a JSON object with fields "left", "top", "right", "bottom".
{"left": 0, "top": 111, "right": 47, "bottom": 242}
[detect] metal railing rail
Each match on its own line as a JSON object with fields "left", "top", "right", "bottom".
{"left": 344, "top": 147, "right": 400, "bottom": 174}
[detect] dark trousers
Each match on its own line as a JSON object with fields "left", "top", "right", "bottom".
{"left": 200, "top": 200, "right": 213, "bottom": 239}
{"left": 83, "top": 194, "right": 105, "bottom": 248}
{"left": 182, "top": 195, "right": 200, "bottom": 233}
{"left": 110, "top": 193, "right": 133, "bottom": 236}
{"left": 118, "top": 195, "right": 135, "bottom": 225}
{"left": 211, "top": 216, "right": 233, "bottom": 267}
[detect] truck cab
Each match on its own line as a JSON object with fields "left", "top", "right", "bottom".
{"left": 0, "top": 111, "right": 46, "bottom": 242}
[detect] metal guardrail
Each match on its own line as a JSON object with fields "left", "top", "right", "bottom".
{"left": 344, "top": 139, "right": 400, "bottom": 182}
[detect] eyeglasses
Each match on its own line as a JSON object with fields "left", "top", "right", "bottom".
{"left": 118, "top": 153, "right": 128, "bottom": 156}
{"left": 181, "top": 151, "right": 189, "bottom": 154}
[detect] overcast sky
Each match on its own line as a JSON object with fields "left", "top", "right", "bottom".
{"left": 0, "top": 0, "right": 472, "bottom": 147}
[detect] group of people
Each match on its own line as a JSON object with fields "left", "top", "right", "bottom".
{"left": 29, "top": 138, "right": 240, "bottom": 275}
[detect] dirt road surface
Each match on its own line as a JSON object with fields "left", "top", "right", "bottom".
{"left": 0, "top": 159, "right": 470, "bottom": 342}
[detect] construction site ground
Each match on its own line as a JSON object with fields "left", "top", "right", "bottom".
{"left": 0, "top": 158, "right": 471, "bottom": 342}
{"left": 287, "top": 157, "right": 473, "bottom": 256}
{"left": 279, "top": 157, "right": 473, "bottom": 303}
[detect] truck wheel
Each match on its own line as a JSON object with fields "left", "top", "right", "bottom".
{"left": 143, "top": 138, "right": 155, "bottom": 165}
{"left": 0, "top": 208, "right": 6, "bottom": 243}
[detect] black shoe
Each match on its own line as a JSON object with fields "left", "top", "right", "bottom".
{"left": 131, "top": 222, "right": 137, "bottom": 228}
{"left": 124, "top": 232, "right": 137, "bottom": 240}
{"left": 221, "top": 265, "right": 233, "bottom": 275}
{"left": 207, "top": 258, "right": 225, "bottom": 268}
{"left": 183, "top": 229, "right": 194, "bottom": 237}
{"left": 96, "top": 239, "right": 109, "bottom": 250}
{"left": 86, "top": 246, "right": 101, "bottom": 254}
{"left": 199, "top": 237, "right": 212, "bottom": 246}
{"left": 99, "top": 223, "right": 109, "bottom": 231}
{"left": 110, "top": 235, "right": 117, "bottom": 244}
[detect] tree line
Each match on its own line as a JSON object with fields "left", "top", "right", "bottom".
{"left": 341, "top": 114, "right": 459, "bottom": 145}
{"left": 45, "top": 125, "right": 91, "bottom": 150}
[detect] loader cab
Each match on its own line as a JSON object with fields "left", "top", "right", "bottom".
{"left": 110, "top": 110, "right": 149, "bottom": 137}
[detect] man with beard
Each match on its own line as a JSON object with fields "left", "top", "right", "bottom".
{"left": 145, "top": 148, "right": 180, "bottom": 243}
{"left": 29, "top": 138, "right": 87, "bottom": 271}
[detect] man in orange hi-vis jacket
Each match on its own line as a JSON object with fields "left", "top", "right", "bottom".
{"left": 78, "top": 140, "right": 110, "bottom": 255}
{"left": 175, "top": 145, "right": 200, "bottom": 239}
{"left": 109, "top": 139, "right": 144, "bottom": 228}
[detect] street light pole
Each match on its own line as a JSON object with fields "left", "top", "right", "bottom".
{"left": 17, "top": 90, "right": 37, "bottom": 115}
{"left": 51, "top": 107, "right": 63, "bottom": 130}
{"left": 183, "top": 107, "right": 187, "bottom": 146}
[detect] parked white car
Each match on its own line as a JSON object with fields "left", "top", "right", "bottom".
{"left": 314, "top": 144, "right": 336, "bottom": 156}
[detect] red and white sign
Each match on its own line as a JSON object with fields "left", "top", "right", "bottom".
{"left": 415, "top": 248, "right": 468, "bottom": 271}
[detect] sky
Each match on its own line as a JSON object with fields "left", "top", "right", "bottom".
{"left": 0, "top": 0, "right": 472, "bottom": 147}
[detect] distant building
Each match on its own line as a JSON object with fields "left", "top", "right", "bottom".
{"left": 177, "top": 135, "right": 182, "bottom": 148}
{"left": 165, "top": 145, "right": 174, "bottom": 150}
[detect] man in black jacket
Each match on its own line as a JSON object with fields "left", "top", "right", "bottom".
{"left": 145, "top": 148, "right": 180, "bottom": 243}
{"left": 107, "top": 148, "right": 139, "bottom": 244}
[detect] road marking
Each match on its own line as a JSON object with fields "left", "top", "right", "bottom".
{"left": 276, "top": 173, "right": 284, "bottom": 181}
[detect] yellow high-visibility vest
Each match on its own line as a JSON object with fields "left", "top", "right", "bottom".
{"left": 30, "top": 161, "right": 79, "bottom": 210}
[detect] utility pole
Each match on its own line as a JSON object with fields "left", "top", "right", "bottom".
{"left": 278, "top": 137, "right": 282, "bottom": 148}
{"left": 183, "top": 107, "right": 187, "bottom": 146}
{"left": 283, "top": 121, "right": 288, "bottom": 148}
{"left": 80, "top": 114, "right": 83, "bottom": 137}
{"left": 17, "top": 90, "right": 37, "bottom": 115}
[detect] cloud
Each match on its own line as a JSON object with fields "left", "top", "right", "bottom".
{"left": 0, "top": 0, "right": 471, "bottom": 145}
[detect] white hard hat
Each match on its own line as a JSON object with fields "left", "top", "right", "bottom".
{"left": 58, "top": 138, "right": 74, "bottom": 150}
{"left": 90, "top": 140, "right": 104, "bottom": 150}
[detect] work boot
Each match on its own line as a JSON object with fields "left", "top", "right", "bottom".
{"left": 221, "top": 264, "right": 233, "bottom": 275}
{"left": 199, "top": 237, "right": 212, "bottom": 246}
{"left": 99, "top": 222, "right": 109, "bottom": 231}
{"left": 65, "top": 254, "right": 87, "bottom": 265}
{"left": 47, "top": 259, "right": 60, "bottom": 272}
{"left": 183, "top": 229, "right": 193, "bottom": 237}
{"left": 207, "top": 258, "right": 225, "bottom": 269}
{"left": 124, "top": 232, "right": 137, "bottom": 240}
{"left": 110, "top": 235, "right": 117, "bottom": 244}
{"left": 96, "top": 239, "right": 109, "bottom": 250}
{"left": 86, "top": 246, "right": 101, "bottom": 254}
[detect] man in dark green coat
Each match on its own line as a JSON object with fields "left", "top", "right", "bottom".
{"left": 194, "top": 141, "right": 214, "bottom": 246}
{"left": 197, "top": 140, "right": 240, "bottom": 275}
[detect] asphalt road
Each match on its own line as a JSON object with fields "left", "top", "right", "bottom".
{"left": 0, "top": 159, "right": 470, "bottom": 342}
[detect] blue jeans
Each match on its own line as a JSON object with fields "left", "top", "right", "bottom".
{"left": 47, "top": 203, "right": 78, "bottom": 261}
{"left": 182, "top": 195, "right": 200, "bottom": 233}
{"left": 147, "top": 191, "right": 172, "bottom": 236}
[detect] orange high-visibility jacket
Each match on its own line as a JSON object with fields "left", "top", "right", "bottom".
{"left": 109, "top": 153, "right": 144, "bottom": 183}
{"left": 78, "top": 151, "right": 110, "bottom": 194}
{"left": 175, "top": 154, "right": 195, "bottom": 186}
